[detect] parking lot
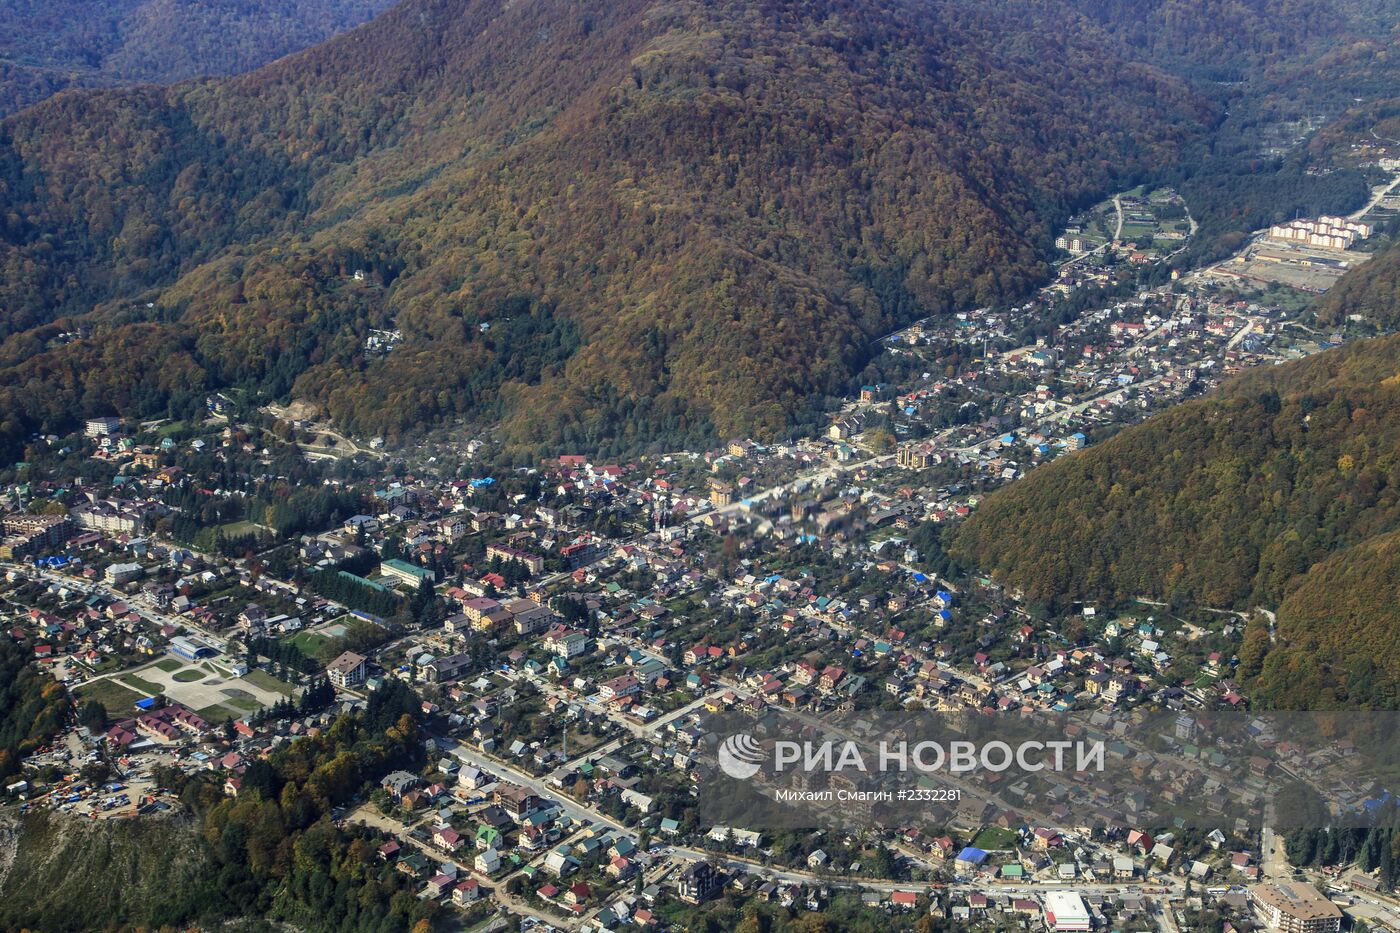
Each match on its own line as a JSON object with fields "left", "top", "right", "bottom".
{"left": 10, "top": 727, "right": 178, "bottom": 821}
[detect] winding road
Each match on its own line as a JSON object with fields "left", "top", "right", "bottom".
{"left": 1351, "top": 173, "right": 1400, "bottom": 222}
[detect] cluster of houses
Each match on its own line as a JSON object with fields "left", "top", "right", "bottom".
{"left": 880, "top": 289, "right": 1296, "bottom": 508}
{"left": 3, "top": 213, "right": 1374, "bottom": 932}
{"left": 374, "top": 769, "right": 657, "bottom": 919}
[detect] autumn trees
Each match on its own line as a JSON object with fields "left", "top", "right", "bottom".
{"left": 0, "top": 0, "right": 1217, "bottom": 462}
{"left": 0, "top": 640, "right": 69, "bottom": 780}
{"left": 0, "top": 0, "right": 397, "bottom": 117}
{"left": 953, "top": 332, "right": 1400, "bottom": 708}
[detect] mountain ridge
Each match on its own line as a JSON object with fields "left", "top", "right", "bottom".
{"left": 0, "top": 0, "right": 1215, "bottom": 459}
{"left": 0, "top": 0, "right": 399, "bottom": 118}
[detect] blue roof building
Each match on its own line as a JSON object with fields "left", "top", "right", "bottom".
{"left": 956, "top": 846, "right": 988, "bottom": 866}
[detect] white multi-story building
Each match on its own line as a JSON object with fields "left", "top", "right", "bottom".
{"left": 1249, "top": 883, "right": 1342, "bottom": 933}
{"left": 85, "top": 417, "right": 121, "bottom": 438}
{"left": 326, "top": 651, "right": 367, "bottom": 688}
{"left": 1268, "top": 217, "right": 1373, "bottom": 250}
{"left": 71, "top": 498, "right": 155, "bottom": 534}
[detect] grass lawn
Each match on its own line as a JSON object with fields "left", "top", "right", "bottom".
{"left": 219, "top": 520, "right": 265, "bottom": 538}
{"left": 173, "top": 669, "right": 205, "bottom": 683}
{"left": 153, "top": 658, "right": 184, "bottom": 673}
{"left": 225, "top": 696, "right": 262, "bottom": 712}
{"left": 118, "top": 672, "right": 165, "bottom": 695}
{"left": 75, "top": 679, "right": 145, "bottom": 712}
{"left": 197, "top": 703, "right": 241, "bottom": 723}
{"left": 972, "top": 826, "right": 1021, "bottom": 851}
{"left": 283, "top": 630, "right": 330, "bottom": 659}
{"left": 244, "top": 669, "right": 296, "bottom": 696}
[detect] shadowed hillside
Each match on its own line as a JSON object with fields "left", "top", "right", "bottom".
{"left": 0, "top": 0, "right": 397, "bottom": 117}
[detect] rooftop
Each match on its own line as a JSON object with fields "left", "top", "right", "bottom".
{"left": 1250, "top": 882, "right": 1342, "bottom": 921}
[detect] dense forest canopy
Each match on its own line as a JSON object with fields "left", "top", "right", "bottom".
{"left": 1075, "top": 0, "right": 1400, "bottom": 267}
{"left": 953, "top": 330, "right": 1400, "bottom": 609}
{"left": 1258, "top": 529, "right": 1400, "bottom": 709}
{"left": 1070, "top": 0, "right": 1400, "bottom": 83}
{"left": 0, "top": 640, "right": 69, "bottom": 781}
{"left": 1316, "top": 237, "right": 1400, "bottom": 330}
{"left": 0, "top": 0, "right": 396, "bottom": 117}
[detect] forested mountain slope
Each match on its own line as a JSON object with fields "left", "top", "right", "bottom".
{"left": 953, "top": 329, "right": 1400, "bottom": 610}
{"left": 1071, "top": 0, "right": 1400, "bottom": 83}
{"left": 3, "top": 0, "right": 1399, "bottom": 461}
{"left": 0, "top": 0, "right": 1214, "bottom": 460}
{"left": 951, "top": 322, "right": 1400, "bottom": 708}
{"left": 0, "top": 0, "right": 396, "bottom": 117}
{"left": 1251, "top": 529, "right": 1400, "bottom": 708}
{"left": 1316, "top": 240, "right": 1400, "bottom": 330}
